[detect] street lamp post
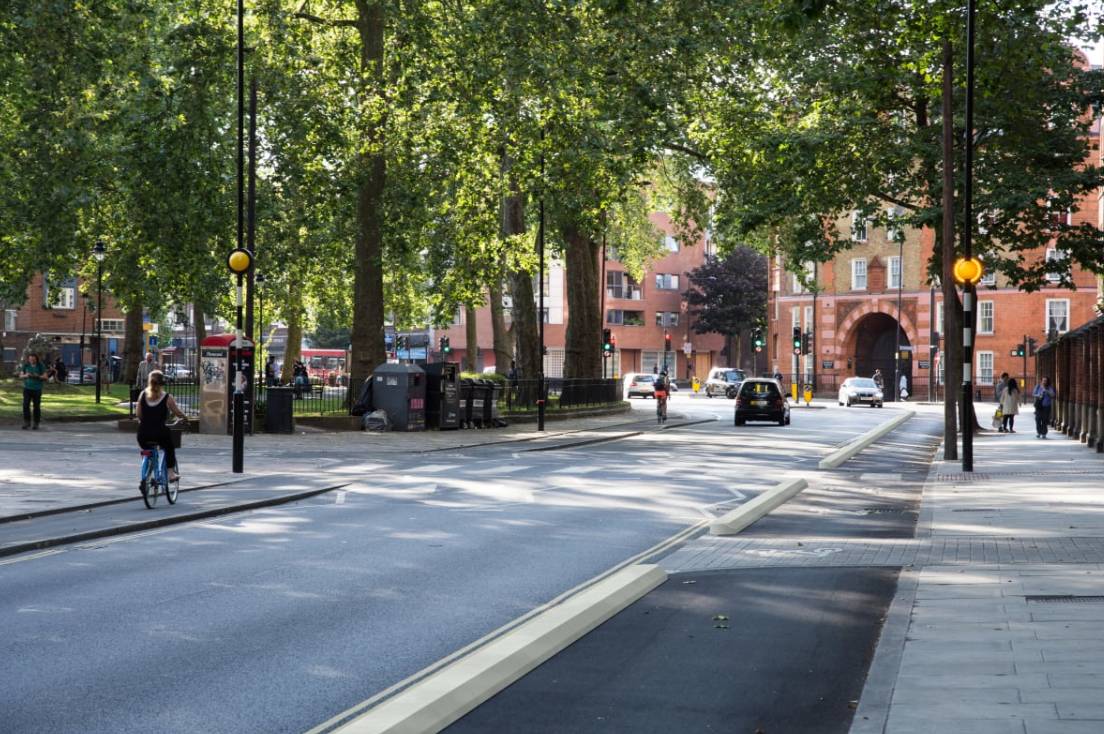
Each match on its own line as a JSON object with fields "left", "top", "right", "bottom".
{"left": 93, "top": 241, "right": 105, "bottom": 403}
{"left": 962, "top": 0, "right": 978, "bottom": 472}
{"left": 227, "top": 248, "right": 252, "bottom": 473}
{"left": 537, "top": 130, "right": 546, "bottom": 432}
{"left": 256, "top": 272, "right": 265, "bottom": 383}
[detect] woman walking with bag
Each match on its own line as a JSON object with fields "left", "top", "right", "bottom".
{"left": 1033, "top": 377, "right": 1056, "bottom": 439}
{"left": 1000, "top": 376, "right": 1021, "bottom": 433}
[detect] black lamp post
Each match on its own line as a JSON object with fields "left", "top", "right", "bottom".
{"left": 228, "top": 248, "right": 252, "bottom": 473}
{"left": 962, "top": 0, "right": 977, "bottom": 471}
{"left": 256, "top": 272, "right": 266, "bottom": 383}
{"left": 93, "top": 241, "right": 105, "bottom": 403}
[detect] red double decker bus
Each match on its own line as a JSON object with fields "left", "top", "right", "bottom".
{"left": 301, "top": 348, "right": 347, "bottom": 381}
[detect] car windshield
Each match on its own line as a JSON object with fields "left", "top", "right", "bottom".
{"left": 724, "top": 370, "right": 745, "bottom": 382}
{"left": 634, "top": 375, "right": 655, "bottom": 383}
{"left": 740, "top": 381, "right": 779, "bottom": 397}
{"left": 850, "top": 378, "right": 878, "bottom": 388}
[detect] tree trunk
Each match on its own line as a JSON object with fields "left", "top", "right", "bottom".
{"left": 348, "top": 0, "right": 387, "bottom": 390}
{"left": 192, "top": 300, "right": 207, "bottom": 378}
{"left": 123, "top": 302, "right": 143, "bottom": 386}
{"left": 464, "top": 304, "right": 478, "bottom": 372}
{"left": 941, "top": 39, "right": 961, "bottom": 460}
{"left": 563, "top": 223, "right": 602, "bottom": 379}
{"left": 489, "top": 276, "right": 511, "bottom": 375}
{"left": 280, "top": 283, "right": 303, "bottom": 384}
{"left": 504, "top": 184, "right": 539, "bottom": 383}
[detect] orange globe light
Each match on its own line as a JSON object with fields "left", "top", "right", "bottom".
{"left": 227, "top": 248, "right": 252, "bottom": 274}
{"left": 953, "top": 256, "right": 984, "bottom": 285}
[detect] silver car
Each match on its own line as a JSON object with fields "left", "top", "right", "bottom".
{"left": 838, "top": 377, "right": 884, "bottom": 408}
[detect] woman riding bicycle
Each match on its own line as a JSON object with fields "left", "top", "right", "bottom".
{"left": 136, "top": 370, "right": 187, "bottom": 481}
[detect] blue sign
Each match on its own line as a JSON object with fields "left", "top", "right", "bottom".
{"left": 149, "top": 335, "right": 158, "bottom": 347}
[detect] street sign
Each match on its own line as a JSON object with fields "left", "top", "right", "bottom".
{"left": 918, "top": 360, "right": 930, "bottom": 369}
{"left": 682, "top": 342, "right": 692, "bottom": 357}
{"left": 821, "top": 360, "right": 834, "bottom": 369}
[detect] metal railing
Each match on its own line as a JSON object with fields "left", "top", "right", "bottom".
{"left": 503, "top": 378, "right": 621, "bottom": 412}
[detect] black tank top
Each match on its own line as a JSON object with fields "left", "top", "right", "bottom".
{"left": 139, "top": 392, "right": 169, "bottom": 431}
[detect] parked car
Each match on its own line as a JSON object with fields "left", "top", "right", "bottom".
{"left": 838, "top": 377, "right": 884, "bottom": 408}
{"left": 163, "top": 365, "right": 194, "bottom": 381}
{"left": 627, "top": 373, "right": 656, "bottom": 398}
{"left": 704, "top": 367, "right": 746, "bottom": 398}
{"left": 734, "top": 378, "right": 790, "bottom": 426}
{"left": 66, "top": 366, "right": 99, "bottom": 384}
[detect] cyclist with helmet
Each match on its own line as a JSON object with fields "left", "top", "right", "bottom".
{"left": 653, "top": 369, "right": 670, "bottom": 423}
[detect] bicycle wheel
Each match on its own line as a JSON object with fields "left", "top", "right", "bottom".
{"left": 165, "top": 462, "right": 179, "bottom": 504}
{"left": 142, "top": 456, "right": 159, "bottom": 509}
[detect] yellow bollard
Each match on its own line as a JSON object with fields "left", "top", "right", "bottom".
{"left": 803, "top": 385, "right": 813, "bottom": 406}
{"left": 692, "top": 377, "right": 700, "bottom": 393}
{"left": 791, "top": 382, "right": 798, "bottom": 401}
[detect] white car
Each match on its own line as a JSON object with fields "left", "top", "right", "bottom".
{"left": 704, "top": 367, "right": 746, "bottom": 398}
{"left": 838, "top": 377, "right": 884, "bottom": 408}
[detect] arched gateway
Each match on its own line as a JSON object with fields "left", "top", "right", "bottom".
{"left": 837, "top": 303, "right": 918, "bottom": 401}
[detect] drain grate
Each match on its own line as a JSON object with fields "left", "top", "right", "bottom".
{"left": 863, "top": 507, "right": 910, "bottom": 514}
{"left": 934, "top": 473, "right": 992, "bottom": 482}
{"left": 1026, "top": 595, "right": 1104, "bottom": 604}
{"left": 951, "top": 508, "right": 999, "bottom": 513}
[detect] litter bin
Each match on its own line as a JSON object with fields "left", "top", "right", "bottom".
{"left": 471, "top": 379, "right": 494, "bottom": 427}
{"left": 370, "top": 363, "right": 426, "bottom": 432}
{"left": 424, "top": 362, "right": 460, "bottom": 430}
{"left": 264, "top": 386, "right": 295, "bottom": 434}
{"left": 459, "top": 378, "right": 475, "bottom": 428}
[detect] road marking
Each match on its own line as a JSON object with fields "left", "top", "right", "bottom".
{"left": 860, "top": 473, "right": 902, "bottom": 482}
{"left": 0, "top": 548, "right": 64, "bottom": 566}
{"left": 335, "top": 491, "right": 346, "bottom": 505}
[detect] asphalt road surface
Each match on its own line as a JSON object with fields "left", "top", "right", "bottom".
{"left": 1, "top": 397, "right": 917, "bottom": 734}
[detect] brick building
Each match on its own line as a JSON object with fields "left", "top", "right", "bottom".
{"left": 438, "top": 212, "right": 732, "bottom": 379}
{"left": 2, "top": 274, "right": 126, "bottom": 374}
{"left": 767, "top": 206, "right": 1102, "bottom": 399}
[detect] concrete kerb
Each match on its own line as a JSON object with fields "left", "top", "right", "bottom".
{"left": 0, "top": 481, "right": 347, "bottom": 559}
{"left": 332, "top": 564, "right": 667, "bottom": 734}
{"left": 709, "top": 477, "right": 809, "bottom": 536}
{"left": 818, "top": 410, "right": 916, "bottom": 469}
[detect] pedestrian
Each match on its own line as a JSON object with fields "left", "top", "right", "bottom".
{"left": 264, "top": 355, "right": 277, "bottom": 387}
{"left": 1033, "top": 376, "right": 1056, "bottom": 439}
{"left": 18, "top": 353, "right": 49, "bottom": 430}
{"left": 773, "top": 370, "right": 783, "bottom": 383}
{"left": 53, "top": 357, "right": 68, "bottom": 384}
{"left": 872, "top": 369, "right": 884, "bottom": 392}
{"left": 898, "top": 372, "right": 909, "bottom": 401}
{"left": 135, "top": 352, "right": 158, "bottom": 390}
{"left": 1000, "top": 376, "right": 1021, "bottom": 432}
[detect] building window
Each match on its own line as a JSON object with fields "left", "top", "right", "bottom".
{"left": 607, "top": 309, "right": 644, "bottom": 326}
{"left": 663, "top": 235, "right": 679, "bottom": 252}
{"left": 937, "top": 354, "right": 945, "bottom": 385}
{"left": 850, "top": 212, "right": 868, "bottom": 242}
{"left": 1045, "top": 248, "right": 1067, "bottom": 283}
{"left": 978, "top": 301, "right": 994, "bottom": 334}
{"left": 655, "top": 273, "right": 680, "bottom": 290}
{"left": 977, "top": 352, "right": 994, "bottom": 385}
{"left": 888, "top": 256, "right": 902, "bottom": 289}
{"left": 791, "top": 307, "right": 800, "bottom": 331}
{"left": 935, "top": 302, "right": 944, "bottom": 339}
{"left": 3, "top": 309, "right": 16, "bottom": 331}
{"left": 979, "top": 264, "right": 996, "bottom": 286}
{"left": 804, "top": 306, "right": 813, "bottom": 330}
{"left": 642, "top": 350, "right": 673, "bottom": 372}
{"left": 1046, "top": 299, "right": 1069, "bottom": 334}
{"left": 606, "top": 271, "right": 642, "bottom": 300}
{"left": 43, "top": 277, "right": 77, "bottom": 310}
{"left": 97, "top": 318, "right": 125, "bottom": 333}
{"left": 655, "top": 311, "right": 679, "bottom": 327}
{"left": 851, "top": 259, "right": 867, "bottom": 290}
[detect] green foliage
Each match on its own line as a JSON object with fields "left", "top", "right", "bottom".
{"left": 687, "top": 248, "right": 769, "bottom": 338}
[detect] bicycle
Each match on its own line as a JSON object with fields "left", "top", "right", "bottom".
{"left": 655, "top": 389, "right": 668, "bottom": 424}
{"left": 139, "top": 420, "right": 184, "bottom": 509}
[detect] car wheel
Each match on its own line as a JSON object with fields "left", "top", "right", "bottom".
{"left": 785, "top": 414, "right": 791, "bottom": 425}
{"left": 777, "top": 415, "right": 786, "bottom": 426}
{"left": 707, "top": 388, "right": 713, "bottom": 398}
{"left": 734, "top": 418, "right": 745, "bottom": 426}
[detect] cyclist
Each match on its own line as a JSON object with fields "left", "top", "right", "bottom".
{"left": 654, "top": 369, "right": 670, "bottom": 422}
{"left": 136, "top": 370, "right": 188, "bottom": 481}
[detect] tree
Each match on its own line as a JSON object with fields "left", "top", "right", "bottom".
{"left": 687, "top": 248, "right": 768, "bottom": 367}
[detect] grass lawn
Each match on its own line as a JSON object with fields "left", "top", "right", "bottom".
{"left": 0, "top": 379, "right": 131, "bottom": 421}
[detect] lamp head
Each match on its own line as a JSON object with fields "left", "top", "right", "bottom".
{"left": 952, "top": 257, "right": 984, "bottom": 286}
{"left": 93, "top": 241, "right": 106, "bottom": 262}
{"left": 227, "top": 248, "right": 252, "bottom": 275}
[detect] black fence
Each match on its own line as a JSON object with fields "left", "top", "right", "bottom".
{"left": 504, "top": 378, "right": 621, "bottom": 412}
{"left": 256, "top": 380, "right": 351, "bottom": 417}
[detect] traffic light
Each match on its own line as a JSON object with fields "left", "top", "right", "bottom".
{"left": 752, "top": 328, "right": 764, "bottom": 353}
{"left": 602, "top": 328, "right": 612, "bottom": 355}
{"left": 792, "top": 326, "right": 801, "bottom": 355}
{"left": 802, "top": 330, "right": 812, "bottom": 355}
{"left": 1013, "top": 343, "right": 1025, "bottom": 358}
{"left": 396, "top": 335, "right": 407, "bottom": 352}
{"left": 440, "top": 336, "right": 451, "bottom": 354}
{"left": 1027, "top": 337, "right": 1038, "bottom": 356}
{"left": 664, "top": 332, "right": 672, "bottom": 352}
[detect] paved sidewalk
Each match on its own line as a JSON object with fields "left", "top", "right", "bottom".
{"left": 850, "top": 407, "right": 1104, "bottom": 734}
{"left": 0, "top": 410, "right": 663, "bottom": 519}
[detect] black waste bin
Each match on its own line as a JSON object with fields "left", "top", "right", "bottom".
{"left": 425, "top": 362, "right": 460, "bottom": 430}
{"left": 264, "top": 387, "right": 295, "bottom": 433}
{"left": 471, "top": 379, "right": 494, "bottom": 427}
{"left": 370, "top": 363, "right": 426, "bottom": 431}
{"left": 459, "top": 378, "right": 475, "bottom": 428}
